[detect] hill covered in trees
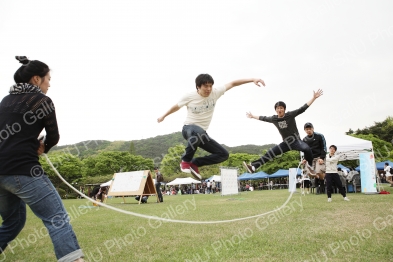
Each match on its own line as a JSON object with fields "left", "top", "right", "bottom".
{"left": 51, "top": 132, "right": 275, "bottom": 160}
{"left": 42, "top": 117, "right": 393, "bottom": 193}
{"left": 49, "top": 115, "right": 393, "bottom": 168}
{"left": 347, "top": 116, "right": 393, "bottom": 144}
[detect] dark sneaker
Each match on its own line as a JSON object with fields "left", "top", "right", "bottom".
{"left": 190, "top": 164, "right": 202, "bottom": 180}
{"left": 243, "top": 162, "right": 255, "bottom": 173}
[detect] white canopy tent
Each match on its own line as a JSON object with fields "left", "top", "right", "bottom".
{"left": 324, "top": 134, "right": 374, "bottom": 160}
{"left": 166, "top": 177, "right": 201, "bottom": 185}
{"left": 325, "top": 133, "right": 379, "bottom": 192}
{"left": 100, "top": 180, "right": 112, "bottom": 187}
{"left": 205, "top": 175, "right": 221, "bottom": 182}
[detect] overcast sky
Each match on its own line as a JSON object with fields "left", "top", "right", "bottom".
{"left": 1, "top": 0, "right": 392, "bottom": 147}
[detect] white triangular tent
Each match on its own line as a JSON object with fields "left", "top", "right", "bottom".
{"left": 100, "top": 180, "right": 112, "bottom": 187}
{"left": 166, "top": 177, "right": 201, "bottom": 185}
{"left": 205, "top": 175, "right": 221, "bottom": 182}
{"left": 324, "top": 134, "right": 373, "bottom": 160}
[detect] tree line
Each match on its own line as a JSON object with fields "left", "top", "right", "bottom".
{"left": 40, "top": 117, "right": 393, "bottom": 195}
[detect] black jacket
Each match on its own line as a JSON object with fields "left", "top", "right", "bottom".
{"left": 259, "top": 104, "right": 309, "bottom": 141}
{"left": 303, "top": 132, "right": 326, "bottom": 160}
{"left": 0, "top": 92, "right": 59, "bottom": 175}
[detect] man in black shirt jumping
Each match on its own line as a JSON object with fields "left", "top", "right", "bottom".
{"left": 302, "top": 122, "right": 327, "bottom": 194}
{"left": 243, "top": 90, "right": 323, "bottom": 174}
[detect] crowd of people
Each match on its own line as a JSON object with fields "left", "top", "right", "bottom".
{"left": 162, "top": 179, "right": 220, "bottom": 195}
{"left": 239, "top": 169, "right": 361, "bottom": 196}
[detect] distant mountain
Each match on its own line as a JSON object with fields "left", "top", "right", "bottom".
{"left": 223, "top": 144, "right": 276, "bottom": 155}
{"left": 51, "top": 132, "right": 274, "bottom": 159}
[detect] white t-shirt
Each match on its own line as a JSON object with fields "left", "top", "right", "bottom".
{"left": 384, "top": 165, "right": 392, "bottom": 177}
{"left": 177, "top": 86, "right": 226, "bottom": 130}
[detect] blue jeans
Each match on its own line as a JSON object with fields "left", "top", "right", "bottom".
{"left": 251, "top": 138, "right": 313, "bottom": 169}
{"left": 182, "top": 125, "right": 229, "bottom": 167}
{"left": 0, "top": 174, "right": 83, "bottom": 262}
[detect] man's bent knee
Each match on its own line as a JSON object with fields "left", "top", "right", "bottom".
{"left": 219, "top": 150, "right": 229, "bottom": 162}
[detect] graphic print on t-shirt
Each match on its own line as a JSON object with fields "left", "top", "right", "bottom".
{"left": 191, "top": 98, "right": 215, "bottom": 114}
{"left": 278, "top": 120, "right": 288, "bottom": 129}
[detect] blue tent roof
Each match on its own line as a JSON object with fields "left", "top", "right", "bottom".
{"left": 251, "top": 171, "right": 269, "bottom": 179}
{"left": 376, "top": 160, "right": 393, "bottom": 170}
{"left": 239, "top": 169, "right": 303, "bottom": 179}
{"left": 356, "top": 160, "right": 393, "bottom": 171}
{"left": 238, "top": 171, "right": 269, "bottom": 180}
{"left": 337, "top": 164, "right": 350, "bottom": 172}
{"left": 269, "top": 169, "right": 302, "bottom": 178}
{"left": 238, "top": 173, "right": 253, "bottom": 180}
{"left": 238, "top": 173, "right": 247, "bottom": 180}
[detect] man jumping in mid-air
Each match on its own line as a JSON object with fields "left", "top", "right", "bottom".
{"left": 243, "top": 89, "right": 323, "bottom": 174}
{"left": 158, "top": 74, "right": 264, "bottom": 180}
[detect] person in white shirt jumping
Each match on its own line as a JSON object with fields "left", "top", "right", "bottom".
{"left": 158, "top": 74, "right": 264, "bottom": 180}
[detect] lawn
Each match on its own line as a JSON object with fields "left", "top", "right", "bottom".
{"left": 2, "top": 185, "right": 393, "bottom": 262}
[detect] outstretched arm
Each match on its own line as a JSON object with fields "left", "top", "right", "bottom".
{"left": 157, "top": 104, "right": 180, "bottom": 123}
{"left": 306, "top": 89, "right": 323, "bottom": 106}
{"left": 225, "top": 78, "right": 265, "bottom": 91}
{"left": 246, "top": 112, "right": 259, "bottom": 120}
{"left": 246, "top": 112, "right": 274, "bottom": 123}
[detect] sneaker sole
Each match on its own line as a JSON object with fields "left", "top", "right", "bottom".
{"left": 180, "top": 164, "right": 191, "bottom": 173}
{"left": 190, "top": 167, "right": 202, "bottom": 180}
{"left": 242, "top": 162, "right": 253, "bottom": 173}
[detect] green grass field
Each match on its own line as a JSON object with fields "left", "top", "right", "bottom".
{"left": 2, "top": 185, "right": 393, "bottom": 262}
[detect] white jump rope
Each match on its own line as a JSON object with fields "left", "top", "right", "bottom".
{"left": 45, "top": 154, "right": 302, "bottom": 224}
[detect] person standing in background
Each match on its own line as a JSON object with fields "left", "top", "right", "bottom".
{"left": 325, "top": 145, "right": 350, "bottom": 202}
{"left": 384, "top": 163, "right": 393, "bottom": 187}
{"left": 154, "top": 167, "right": 164, "bottom": 202}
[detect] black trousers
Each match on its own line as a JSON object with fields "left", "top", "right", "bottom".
{"left": 155, "top": 182, "right": 163, "bottom": 202}
{"left": 316, "top": 178, "right": 325, "bottom": 194}
{"left": 182, "top": 125, "right": 229, "bottom": 167}
{"left": 325, "top": 173, "right": 346, "bottom": 198}
{"left": 251, "top": 139, "right": 313, "bottom": 169}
